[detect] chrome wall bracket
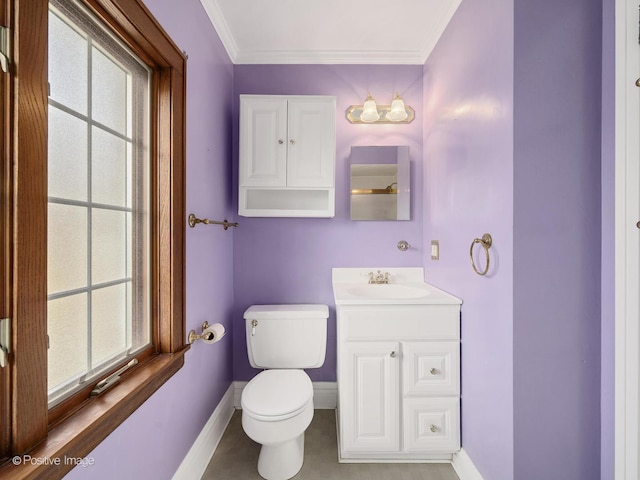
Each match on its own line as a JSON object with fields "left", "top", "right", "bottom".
{"left": 188, "top": 321, "right": 211, "bottom": 344}
{"left": 397, "top": 240, "right": 410, "bottom": 251}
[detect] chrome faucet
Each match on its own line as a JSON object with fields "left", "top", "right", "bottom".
{"left": 368, "top": 270, "right": 390, "bottom": 284}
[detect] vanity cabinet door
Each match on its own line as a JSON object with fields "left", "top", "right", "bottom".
{"left": 287, "top": 98, "right": 335, "bottom": 188}
{"left": 239, "top": 97, "right": 288, "bottom": 187}
{"left": 342, "top": 341, "right": 400, "bottom": 453}
{"left": 402, "top": 341, "right": 460, "bottom": 396}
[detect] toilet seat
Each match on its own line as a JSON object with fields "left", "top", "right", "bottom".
{"left": 242, "top": 369, "right": 313, "bottom": 422}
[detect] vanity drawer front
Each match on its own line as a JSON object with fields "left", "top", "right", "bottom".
{"left": 403, "top": 397, "right": 460, "bottom": 453}
{"left": 402, "top": 341, "right": 460, "bottom": 396}
{"left": 340, "top": 305, "right": 460, "bottom": 341}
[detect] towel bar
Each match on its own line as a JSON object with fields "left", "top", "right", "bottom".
{"left": 188, "top": 213, "right": 238, "bottom": 230}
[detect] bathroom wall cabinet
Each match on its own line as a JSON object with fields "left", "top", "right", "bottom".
{"left": 239, "top": 95, "right": 336, "bottom": 217}
{"left": 336, "top": 304, "right": 461, "bottom": 461}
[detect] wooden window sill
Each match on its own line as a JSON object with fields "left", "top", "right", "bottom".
{"left": 0, "top": 347, "right": 188, "bottom": 480}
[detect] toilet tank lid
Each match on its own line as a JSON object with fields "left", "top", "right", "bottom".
{"left": 244, "top": 304, "right": 329, "bottom": 319}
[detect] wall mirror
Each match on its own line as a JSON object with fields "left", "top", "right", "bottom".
{"left": 350, "top": 146, "right": 410, "bottom": 220}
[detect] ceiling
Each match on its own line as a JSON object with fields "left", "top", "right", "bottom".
{"left": 199, "top": 0, "right": 462, "bottom": 65}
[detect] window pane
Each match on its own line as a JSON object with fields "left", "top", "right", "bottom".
{"left": 48, "top": 293, "right": 88, "bottom": 391}
{"left": 91, "top": 284, "right": 128, "bottom": 364}
{"left": 48, "top": 0, "right": 151, "bottom": 406}
{"left": 48, "top": 203, "right": 87, "bottom": 294}
{"left": 92, "top": 47, "right": 127, "bottom": 134}
{"left": 48, "top": 106, "right": 87, "bottom": 201}
{"left": 92, "top": 209, "right": 127, "bottom": 284}
{"left": 49, "top": 9, "right": 88, "bottom": 114}
{"left": 92, "top": 127, "right": 127, "bottom": 207}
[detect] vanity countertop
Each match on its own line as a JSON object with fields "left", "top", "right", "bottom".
{"left": 332, "top": 267, "right": 462, "bottom": 306}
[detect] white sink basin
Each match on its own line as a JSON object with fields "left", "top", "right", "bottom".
{"left": 332, "top": 268, "right": 462, "bottom": 305}
{"left": 347, "top": 284, "right": 430, "bottom": 299}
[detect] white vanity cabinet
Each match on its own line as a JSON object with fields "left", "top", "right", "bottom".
{"left": 342, "top": 340, "right": 401, "bottom": 453}
{"left": 239, "top": 95, "right": 336, "bottom": 217}
{"left": 333, "top": 267, "right": 462, "bottom": 463}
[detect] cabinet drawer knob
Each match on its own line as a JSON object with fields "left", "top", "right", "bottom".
{"left": 430, "top": 424, "right": 438, "bottom": 433}
{"left": 430, "top": 368, "right": 438, "bottom": 375}
{"left": 390, "top": 351, "right": 396, "bottom": 358}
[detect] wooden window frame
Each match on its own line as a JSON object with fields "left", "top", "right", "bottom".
{"left": 0, "top": 0, "right": 187, "bottom": 478}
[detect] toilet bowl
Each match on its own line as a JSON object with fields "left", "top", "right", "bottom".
{"left": 241, "top": 304, "right": 328, "bottom": 480}
{"left": 241, "top": 369, "right": 314, "bottom": 480}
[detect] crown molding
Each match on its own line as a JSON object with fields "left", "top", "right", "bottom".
{"left": 200, "top": 0, "right": 239, "bottom": 63}
{"left": 234, "top": 49, "right": 427, "bottom": 65}
{"left": 419, "top": 0, "right": 462, "bottom": 64}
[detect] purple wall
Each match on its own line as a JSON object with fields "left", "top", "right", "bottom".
{"left": 232, "top": 65, "right": 424, "bottom": 382}
{"left": 513, "top": 0, "right": 602, "bottom": 478}
{"left": 64, "top": 0, "right": 235, "bottom": 478}
{"left": 421, "top": 0, "right": 514, "bottom": 478}
{"left": 424, "top": 0, "right": 603, "bottom": 478}
{"left": 59, "top": 0, "right": 612, "bottom": 478}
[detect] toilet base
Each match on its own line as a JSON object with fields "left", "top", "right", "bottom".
{"left": 257, "top": 433, "right": 305, "bottom": 480}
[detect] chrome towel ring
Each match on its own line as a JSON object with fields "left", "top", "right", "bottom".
{"left": 470, "top": 233, "right": 493, "bottom": 276}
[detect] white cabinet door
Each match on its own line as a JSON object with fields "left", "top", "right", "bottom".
{"left": 342, "top": 341, "right": 400, "bottom": 453}
{"left": 287, "top": 98, "right": 335, "bottom": 187}
{"left": 239, "top": 97, "right": 287, "bottom": 186}
{"left": 402, "top": 341, "right": 460, "bottom": 397}
{"left": 238, "top": 95, "right": 336, "bottom": 217}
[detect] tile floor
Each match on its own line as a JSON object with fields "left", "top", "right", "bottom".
{"left": 202, "top": 409, "right": 460, "bottom": 480}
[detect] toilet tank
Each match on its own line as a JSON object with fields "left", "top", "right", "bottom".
{"left": 244, "top": 304, "right": 328, "bottom": 369}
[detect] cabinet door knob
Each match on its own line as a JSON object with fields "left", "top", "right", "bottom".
{"left": 430, "top": 424, "right": 438, "bottom": 433}
{"left": 430, "top": 368, "right": 438, "bottom": 375}
{"left": 390, "top": 351, "right": 396, "bottom": 358}
{"left": 289, "top": 139, "right": 295, "bottom": 145}
{"left": 278, "top": 139, "right": 284, "bottom": 144}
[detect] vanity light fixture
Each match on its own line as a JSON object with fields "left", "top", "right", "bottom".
{"left": 346, "top": 92, "right": 415, "bottom": 124}
{"left": 360, "top": 93, "right": 380, "bottom": 123}
{"left": 387, "top": 93, "right": 409, "bottom": 122}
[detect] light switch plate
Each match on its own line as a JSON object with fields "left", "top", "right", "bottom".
{"left": 431, "top": 240, "right": 439, "bottom": 260}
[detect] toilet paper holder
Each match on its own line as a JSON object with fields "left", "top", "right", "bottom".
{"left": 188, "top": 321, "right": 225, "bottom": 344}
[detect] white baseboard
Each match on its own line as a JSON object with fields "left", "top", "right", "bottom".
{"left": 452, "top": 448, "right": 484, "bottom": 480}
{"left": 173, "top": 381, "right": 477, "bottom": 480}
{"left": 233, "top": 381, "right": 245, "bottom": 407}
{"left": 233, "top": 380, "right": 337, "bottom": 409}
{"left": 310, "top": 381, "right": 338, "bottom": 408}
{"left": 171, "top": 383, "right": 235, "bottom": 480}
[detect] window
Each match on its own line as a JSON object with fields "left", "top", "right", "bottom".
{"left": 0, "top": 0, "right": 186, "bottom": 476}
{"left": 47, "top": 0, "right": 152, "bottom": 407}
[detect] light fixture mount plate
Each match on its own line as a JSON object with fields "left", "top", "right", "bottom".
{"left": 346, "top": 104, "right": 415, "bottom": 124}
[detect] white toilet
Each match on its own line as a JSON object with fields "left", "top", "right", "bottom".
{"left": 241, "top": 304, "right": 328, "bottom": 480}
